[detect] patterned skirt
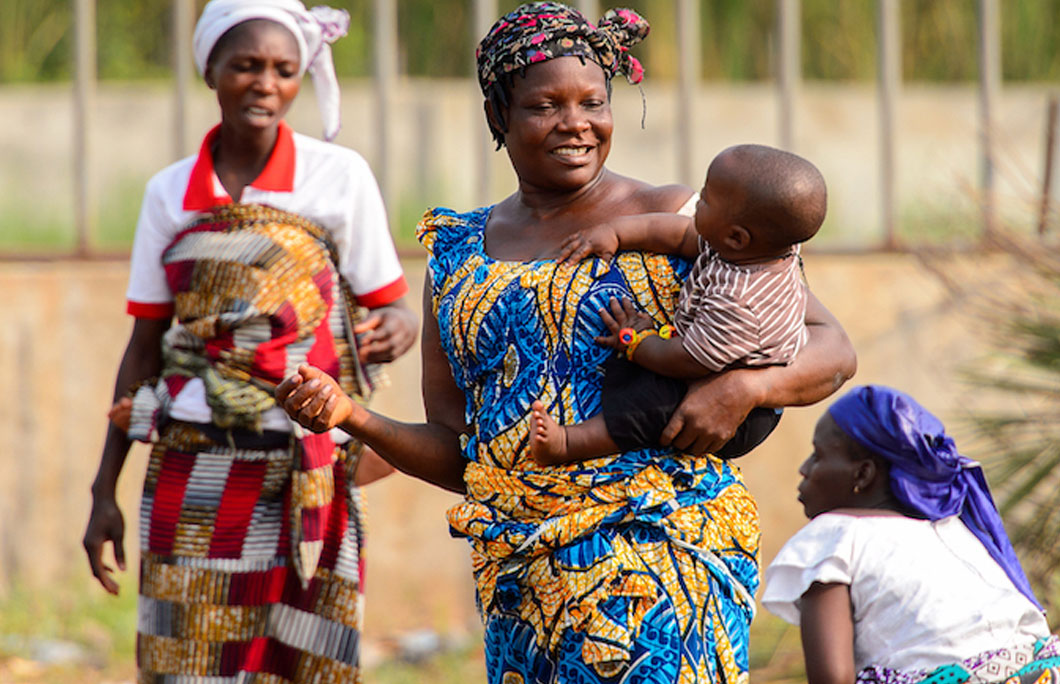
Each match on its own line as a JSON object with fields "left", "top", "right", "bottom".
{"left": 136, "top": 421, "right": 366, "bottom": 683}
{"left": 857, "top": 636, "right": 1060, "bottom": 684}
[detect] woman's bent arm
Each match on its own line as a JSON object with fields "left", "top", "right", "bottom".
{"left": 800, "top": 582, "right": 857, "bottom": 684}
{"left": 83, "top": 317, "right": 169, "bottom": 594}
{"left": 662, "top": 290, "right": 856, "bottom": 454}
{"left": 277, "top": 278, "right": 469, "bottom": 493}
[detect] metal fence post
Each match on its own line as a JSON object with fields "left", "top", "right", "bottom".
{"left": 676, "top": 0, "right": 700, "bottom": 187}
{"left": 374, "top": 0, "right": 398, "bottom": 224}
{"left": 575, "top": 0, "right": 599, "bottom": 21}
{"left": 1039, "top": 95, "right": 1058, "bottom": 237}
{"left": 777, "top": 0, "right": 800, "bottom": 151}
{"left": 472, "top": 0, "right": 497, "bottom": 208}
{"left": 74, "top": 0, "right": 97, "bottom": 256}
{"left": 878, "top": 0, "right": 900, "bottom": 249}
{"left": 977, "top": 0, "right": 1000, "bottom": 238}
{"left": 173, "top": 0, "right": 194, "bottom": 162}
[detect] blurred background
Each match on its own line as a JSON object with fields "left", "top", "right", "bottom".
{"left": 1, "top": 1, "right": 1058, "bottom": 682}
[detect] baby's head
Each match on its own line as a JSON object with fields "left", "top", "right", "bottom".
{"left": 695, "top": 144, "right": 827, "bottom": 262}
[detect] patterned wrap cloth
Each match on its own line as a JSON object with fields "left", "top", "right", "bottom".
{"left": 419, "top": 206, "right": 761, "bottom": 684}
{"left": 857, "top": 636, "right": 1060, "bottom": 684}
{"left": 476, "top": 2, "right": 650, "bottom": 94}
{"left": 129, "top": 203, "right": 376, "bottom": 681}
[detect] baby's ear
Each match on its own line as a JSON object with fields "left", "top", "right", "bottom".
{"left": 721, "top": 224, "right": 752, "bottom": 251}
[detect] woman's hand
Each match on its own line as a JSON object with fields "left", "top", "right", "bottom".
{"left": 595, "top": 297, "right": 655, "bottom": 351}
{"left": 354, "top": 301, "right": 418, "bottom": 363}
{"left": 661, "top": 291, "right": 856, "bottom": 455}
{"left": 275, "top": 365, "right": 357, "bottom": 434}
{"left": 661, "top": 370, "right": 760, "bottom": 454}
{"left": 83, "top": 489, "right": 126, "bottom": 595}
{"left": 85, "top": 316, "right": 168, "bottom": 595}
{"left": 108, "top": 397, "right": 133, "bottom": 433}
{"left": 556, "top": 223, "right": 620, "bottom": 264}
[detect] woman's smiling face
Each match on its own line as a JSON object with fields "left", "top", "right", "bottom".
{"left": 207, "top": 19, "right": 301, "bottom": 139}
{"left": 500, "top": 56, "right": 613, "bottom": 194}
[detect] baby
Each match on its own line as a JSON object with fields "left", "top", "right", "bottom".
{"left": 531, "top": 143, "right": 827, "bottom": 464}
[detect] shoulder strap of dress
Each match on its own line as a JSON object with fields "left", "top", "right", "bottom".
{"left": 676, "top": 193, "right": 699, "bottom": 217}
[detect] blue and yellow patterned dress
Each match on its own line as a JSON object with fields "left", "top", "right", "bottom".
{"left": 418, "top": 205, "right": 761, "bottom": 684}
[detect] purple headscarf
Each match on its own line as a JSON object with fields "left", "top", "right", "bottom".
{"left": 828, "top": 385, "right": 1042, "bottom": 611}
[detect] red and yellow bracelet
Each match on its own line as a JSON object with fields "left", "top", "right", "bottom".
{"left": 619, "top": 324, "right": 675, "bottom": 360}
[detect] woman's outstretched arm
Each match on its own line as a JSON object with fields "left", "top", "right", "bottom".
{"left": 661, "top": 290, "right": 856, "bottom": 454}
{"left": 799, "top": 582, "right": 857, "bottom": 684}
{"left": 277, "top": 277, "right": 469, "bottom": 493}
{"left": 83, "top": 316, "right": 169, "bottom": 594}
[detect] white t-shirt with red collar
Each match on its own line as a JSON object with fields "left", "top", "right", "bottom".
{"left": 125, "top": 121, "right": 409, "bottom": 430}
{"left": 126, "top": 120, "right": 407, "bottom": 318}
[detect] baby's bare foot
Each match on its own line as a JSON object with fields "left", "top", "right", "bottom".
{"left": 530, "top": 400, "right": 570, "bottom": 465}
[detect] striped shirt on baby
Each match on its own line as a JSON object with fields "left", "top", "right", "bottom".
{"left": 672, "top": 238, "right": 808, "bottom": 372}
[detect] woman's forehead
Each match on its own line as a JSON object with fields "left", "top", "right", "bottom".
{"left": 214, "top": 19, "right": 299, "bottom": 58}
{"left": 509, "top": 56, "right": 608, "bottom": 92}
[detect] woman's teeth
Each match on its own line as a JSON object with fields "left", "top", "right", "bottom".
{"left": 554, "top": 146, "right": 590, "bottom": 156}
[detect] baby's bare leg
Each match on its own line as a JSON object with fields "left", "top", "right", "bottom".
{"left": 530, "top": 401, "right": 620, "bottom": 465}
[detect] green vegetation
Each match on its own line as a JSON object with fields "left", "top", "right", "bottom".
{"left": 955, "top": 231, "right": 1060, "bottom": 627}
{"left": 3, "top": 0, "right": 1059, "bottom": 84}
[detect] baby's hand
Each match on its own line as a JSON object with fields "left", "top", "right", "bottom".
{"left": 275, "top": 364, "right": 354, "bottom": 434}
{"left": 556, "top": 223, "right": 620, "bottom": 264}
{"left": 595, "top": 297, "right": 655, "bottom": 351}
{"left": 107, "top": 396, "right": 133, "bottom": 433}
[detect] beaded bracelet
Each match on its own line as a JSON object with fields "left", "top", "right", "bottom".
{"left": 625, "top": 329, "right": 656, "bottom": 359}
{"left": 619, "top": 324, "right": 676, "bottom": 360}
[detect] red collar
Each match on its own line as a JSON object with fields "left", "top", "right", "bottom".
{"left": 182, "top": 121, "right": 296, "bottom": 210}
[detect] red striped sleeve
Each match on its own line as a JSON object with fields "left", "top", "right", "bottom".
{"left": 127, "top": 300, "right": 175, "bottom": 319}
{"left": 355, "top": 275, "right": 409, "bottom": 309}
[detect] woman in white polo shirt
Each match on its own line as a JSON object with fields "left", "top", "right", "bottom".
{"left": 81, "top": 1, "right": 416, "bottom": 680}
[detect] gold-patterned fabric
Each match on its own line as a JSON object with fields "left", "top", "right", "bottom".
{"left": 137, "top": 422, "right": 367, "bottom": 684}
{"left": 420, "top": 205, "right": 761, "bottom": 684}
{"left": 133, "top": 204, "right": 375, "bottom": 682}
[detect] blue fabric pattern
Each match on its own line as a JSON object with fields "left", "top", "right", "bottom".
{"left": 418, "top": 205, "right": 761, "bottom": 684}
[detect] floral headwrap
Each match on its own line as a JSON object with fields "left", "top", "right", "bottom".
{"left": 476, "top": 2, "right": 650, "bottom": 95}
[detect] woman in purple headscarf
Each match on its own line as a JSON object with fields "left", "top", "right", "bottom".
{"left": 762, "top": 385, "right": 1057, "bottom": 684}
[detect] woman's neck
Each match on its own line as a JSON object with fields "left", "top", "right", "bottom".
{"left": 485, "top": 170, "right": 630, "bottom": 261}
{"left": 514, "top": 168, "right": 612, "bottom": 218}
{"left": 212, "top": 123, "right": 279, "bottom": 202}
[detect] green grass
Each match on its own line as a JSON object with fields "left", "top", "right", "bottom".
{"left": 370, "top": 641, "right": 486, "bottom": 684}
{"left": 0, "top": 580, "right": 802, "bottom": 684}
{"left": 0, "top": 579, "right": 138, "bottom": 683}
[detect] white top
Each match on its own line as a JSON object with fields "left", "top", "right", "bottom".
{"left": 761, "top": 512, "right": 1049, "bottom": 673}
{"left": 126, "top": 122, "right": 408, "bottom": 430}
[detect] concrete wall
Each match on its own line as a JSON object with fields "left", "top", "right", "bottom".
{"left": 2, "top": 80, "right": 1058, "bottom": 249}
{"left": 0, "top": 252, "right": 996, "bottom": 643}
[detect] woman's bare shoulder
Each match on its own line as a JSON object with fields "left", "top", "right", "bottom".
{"left": 608, "top": 174, "right": 695, "bottom": 213}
